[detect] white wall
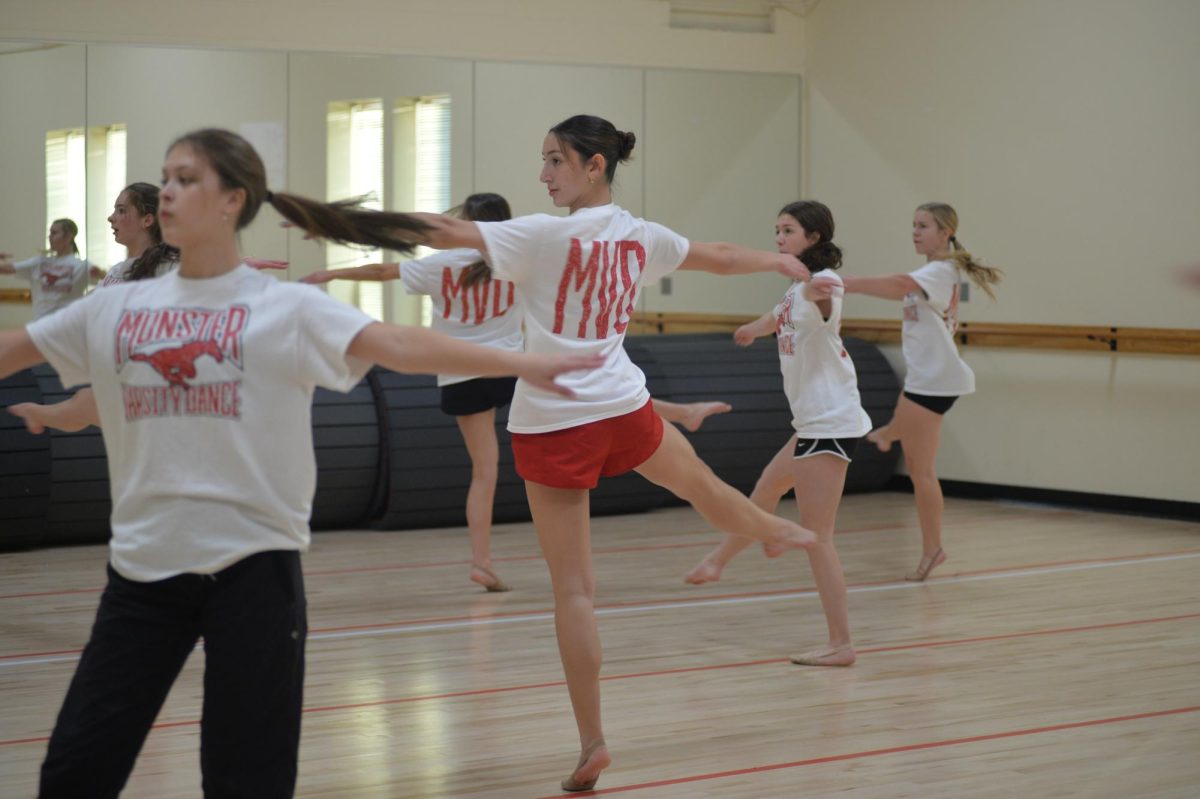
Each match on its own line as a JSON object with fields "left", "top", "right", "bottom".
{"left": 803, "top": 0, "right": 1200, "bottom": 503}
{"left": 86, "top": 45, "right": 290, "bottom": 265}
{"left": 642, "top": 68, "right": 801, "bottom": 314}
{"left": 0, "top": 0, "right": 806, "bottom": 74}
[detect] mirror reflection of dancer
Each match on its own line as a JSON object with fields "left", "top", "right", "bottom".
{"left": 98, "top": 182, "right": 181, "bottom": 285}
{"left": 685, "top": 201, "right": 869, "bottom": 667}
{"left": 303, "top": 193, "right": 731, "bottom": 593}
{"left": 0, "top": 218, "right": 93, "bottom": 319}
{"left": 286, "top": 114, "right": 820, "bottom": 793}
{"left": 818, "top": 202, "right": 1002, "bottom": 581}
{"left": 0, "top": 127, "right": 600, "bottom": 799}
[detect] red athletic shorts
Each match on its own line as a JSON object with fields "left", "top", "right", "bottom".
{"left": 510, "top": 399, "right": 664, "bottom": 489}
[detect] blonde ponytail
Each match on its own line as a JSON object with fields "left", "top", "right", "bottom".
{"left": 918, "top": 202, "right": 1003, "bottom": 300}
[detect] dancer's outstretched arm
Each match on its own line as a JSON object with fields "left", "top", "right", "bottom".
{"left": 681, "top": 242, "right": 810, "bottom": 282}
{"left": 301, "top": 263, "right": 400, "bottom": 284}
{"left": 348, "top": 323, "right": 600, "bottom": 398}
{"left": 836, "top": 273, "right": 920, "bottom": 300}
{"left": 733, "top": 311, "right": 777, "bottom": 346}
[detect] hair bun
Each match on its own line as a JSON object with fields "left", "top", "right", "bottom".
{"left": 617, "top": 131, "right": 636, "bottom": 161}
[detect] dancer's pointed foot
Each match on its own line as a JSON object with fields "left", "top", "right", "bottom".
{"left": 469, "top": 564, "right": 511, "bottom": 592}
{"left": 680, "top": 401, "right": 733, "bottom": 432}
{"left": 561, "top": 739, "right": 611, "bottom": 792}
{"left": 866, "top": 426, "right": 894, "bottom": 453}
{"left": 684, "top": 556, "right": 723, "bottom": 585}
{"left": 905, "top": 547, "right": 946, "bottom": 582}
{"left": 7, "top": 403, "right": 48, "bottom": 435}
{"left": 790, "top": 643, "right": 856, "bottom": 667}
{"left": 762, "top": 524, "right": 819, "bottom": 558}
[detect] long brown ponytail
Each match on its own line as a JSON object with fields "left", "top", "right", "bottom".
{"left": 455, "top": 193, "right": 512, "bottom": 288}
{"left": 169, "top": 128, "right": 431, "bottom": 254}
{"left": 918, "top": 202, "right": 1003, "bottom": 299}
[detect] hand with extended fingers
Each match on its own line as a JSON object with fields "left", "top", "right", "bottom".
{"left": 805, "top": 275, "right": 842, "bottom": 302}
{"left": 300, "top": 270, "right": 337, "bottom": 285}
{"left": 521, "top": 354, "right": 606, "bottom": 399}
{"left": 733, "top": 324, "right": 758, "bottom": 347}
{"left": 775, "top": 254, "right": 811, "bottom": 282}
{"left": 246, "top": 258, "right": 289, "bottom": 271}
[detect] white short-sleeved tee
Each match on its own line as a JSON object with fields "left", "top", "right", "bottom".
{"left": 476, "top": 205, "right": 689, "bottom": 433}
{"left": 399, "top": 248, "right": 523, "bottom": 386}
{"left": 13, "top": 254, "right": 91, "bottom": 318}
{"left": 27, "top": 264, "right": 375, "bottom": 582}
{"left": 901, "top": 260, "right": 975, "bottom": 396}
{"left": 99, "top": 256, "right": 178, "bottom": 287}
{"left": 774, "top": 271, "right": 872, "bottom": 438}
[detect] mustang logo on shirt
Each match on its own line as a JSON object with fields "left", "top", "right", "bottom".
{"left": 40, "top": 266, "right": 76, "bottom": 292}
{"left": 128, "top": 340, "right": 225, "bottom": 388}
{"left": 113, "top": 305, "right": 248, "bottom": 421}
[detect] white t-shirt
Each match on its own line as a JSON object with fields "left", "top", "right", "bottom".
{"left": 27, "top": 264, "right": 374, "bottom": 582}
{"left": 13, "top": 254, "right": 91, "bottom": 319}
{"left": 399, "top": 248, "right": 523, "bottom": 386}
{"left": 774, "top": 271, "right": 872, "bottom": 438}
{"left": 477, "top": 204, "right": 689, "bottom": 433}
{"left": 100, "top": 255, "right": 178, "bottom": 287}
{"left": 901, "top": 259, "right": 975, "bottom": 396}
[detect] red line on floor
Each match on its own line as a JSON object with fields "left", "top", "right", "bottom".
{"left": 0, "top": 519, "right": 975, "bottom": 600}
{"left": 2, "top": 611, "right": 1196, "bottom": 747}
{"left": 532, "top": 706, "right": 1200, "bottom": 798}
{"left": 4, "top": 546, "right": 1198, "bottom": 659}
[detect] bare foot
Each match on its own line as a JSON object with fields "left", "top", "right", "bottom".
{"left": 469, "top": 564, "right": 511, "bottom": 592}
{"left": 762, "top": 523, "right": 818, "bottom": 557}
{"left": 684, "top": 556, "right": 724, "bottom": 585}
{"left": 866, "top": 426, "right": 894, "bottom": 453}
{"left": 680, "top": 401, "right": 733, "bottom": 432}
{"left": 561, "top": 739, "right": 611, "bottom": 792}
{"left": 790, "top": 644, "right": 856, "bottom": 667}
{"left": 7, "top": 404, "right": 47, "bottom": 435}
{"left": 905, "top": 547, "right": 946, "bottom": 582}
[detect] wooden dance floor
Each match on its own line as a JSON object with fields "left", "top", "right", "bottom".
{"left": 1, "top": 494, "right": 1197, "bottom": 797}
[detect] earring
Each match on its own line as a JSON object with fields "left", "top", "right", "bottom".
{"left": 222, "top": 213, "right": 229, "bottom": 222}
{"left": 588, "top": 177, "right": 595, "bottom": 185}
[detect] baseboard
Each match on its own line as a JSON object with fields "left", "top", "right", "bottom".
{"left": 884, "top": 476, "right": 1200, "bottom": 522}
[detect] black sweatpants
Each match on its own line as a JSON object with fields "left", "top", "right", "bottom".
{"left": 39, "top": 550, "right": 307, "bottom": 799}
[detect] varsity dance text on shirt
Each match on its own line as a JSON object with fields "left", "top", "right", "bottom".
{"left": 114, "top": 306, "right": 247, "bottom": 421}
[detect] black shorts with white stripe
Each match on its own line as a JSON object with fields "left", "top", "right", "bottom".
{"left": 793, "top": 436, "right": 860, "bottom": 462}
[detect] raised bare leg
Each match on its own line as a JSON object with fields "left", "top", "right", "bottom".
{"left": 685, "top": 435, "right": 796, "bottom": 583}
{"left": 636, "top": 424, "right": 816, "bottom": 553}
{"left": 8, "top": 386, "right": 100, "bottom": 435}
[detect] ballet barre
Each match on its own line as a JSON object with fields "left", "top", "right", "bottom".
{"left": 628, "top": 312, "right": 1200, "bottom": 356}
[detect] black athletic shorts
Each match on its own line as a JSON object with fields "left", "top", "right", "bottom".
{"left": 794, "top": 437, "right": 859, "bottom": 462}
{"left": 439, "top": 376, "right": 518, "bottom": 416}
{"left": 903, "top": 391, "right": 959, "bottom": 415}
